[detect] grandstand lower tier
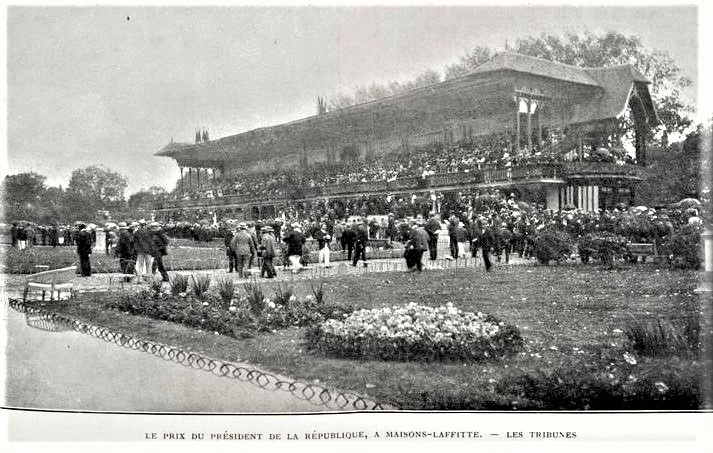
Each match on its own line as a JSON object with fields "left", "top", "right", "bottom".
{"left": 152, "top": 162, "right": 641, "bottom": 221}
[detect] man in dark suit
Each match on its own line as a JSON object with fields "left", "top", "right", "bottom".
{"left": 406, "top": 221, "right": 430, "bottom": 272}
{"left": 479, "top": 218, "right": 495, "bottom": 272}
{"left": 341, "top": 222, "right": 356, "bottom": 261}
{"left": 149, "top": 222, "right": 170, "bottom": 282}
{"left": 352, "top": 220, "right": 369, "bottom": 267}
{"left": 425, "top": 214, "right": 441, "bottom": 262}
{"left": 115, "top": 222, "right": 136, "bottom": 282}
{"left": 75, "top": 222, "right": 93, "bottom": 277}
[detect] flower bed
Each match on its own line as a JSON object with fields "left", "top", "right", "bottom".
{"left": 306, "top": 302, "right": 522, "bottom": 362}
{"left": 102, "top": 281, "right": 351, "bottom": 339}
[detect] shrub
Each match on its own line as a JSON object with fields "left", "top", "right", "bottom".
{"left": 243, "top": 282, "right": 265, "bottom": 318}
{"left": 494, "top": 352, "right": 701, "bottom": 410}
{"left": 191, "top": 274, "right": 212, "bottom": 299}
{"left": 273, "top": 284, "right": 295, "bottom": 306}
{"left": 216, "top": 278, "right": 236, "bottom": 309}
{"left": 624, "top": 316, "right": 699, "bottom": 359}
{"left": 107, "top": 292, "right": 254, "bottom": 339}
{"left": 532, "top": 230, "right": 572, "bottom": 265}
{"left": 578, "top": 233, "right": 629, "bottom": 268}
{"left": 667, "top": 224, "right": 701, "bottom": 269}
{"left": 311, "top": 281, "right": 325, "bottom": 305}
{"left": 148, "top": 278, "right": 164, "bottom": 296}
{"left": 169, "top": 273, "right": 189, "bottom": 295}
{"left": 306, "top": 302, "right": 522, "bottom": 362}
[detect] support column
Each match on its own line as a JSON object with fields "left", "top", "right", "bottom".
{"left": 526, "top": 98, "right": 532, "bottom": 152}
{"left": 188, "top": 168, "right": 193, "bottom": 191}
{"left": 180, "top": 167, "right": 185, "bottom": 196}
{"left": 536, "top": 106, "right": 543, "bottom": 150}
{"left": 196, "top": 167, "right": 201, "bottom": 189}
{"left": 515, "top": 97, "right": 521, "bottom": 153}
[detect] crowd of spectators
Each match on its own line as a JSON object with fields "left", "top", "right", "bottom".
{"left": 168, "top": 133, "right": 636, "bottom": 203}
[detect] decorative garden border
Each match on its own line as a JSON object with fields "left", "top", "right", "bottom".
{"left": 7, "top": 297, "right": 392, "bottom": 412}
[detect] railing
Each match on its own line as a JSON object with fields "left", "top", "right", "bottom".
{"left": 560, "top": 162, "right": 641, "bottom": 177}
{"left": 155, "top": 162, "right": 638, "bottom": 211}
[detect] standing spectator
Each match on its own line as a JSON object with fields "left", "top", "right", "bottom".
{"left": 247, "top": 222, "right": 260, "bottom": 270}
{"left": 230, "top": 223, "right": 254, "bottom": 278}
{"left": 406, "top": 221, "right": 429, "bottom": 272}
{"left": 10, "top": 222, "right": 18, "bottom": 247}
{"left": 16, "top": 224, "right": 27, "bottom": 250}
{"left": 314, "top": 223, "right": 331, "bottom": 268}
{"left": 468, "top": 218, "right": 482, "bottom": 259}
{"left": 425, "top": 214, "right": 441, "bottom": 262}
{"left": 341, "top": 222, "right": 356, "bottom": 261}
{"left": 456, "top": 221, "right": 469, "bottom": 258}
{"left": 260, "top": 226, "right": 277, "bottom": 278}
{"left": 352, "top": 220, "right": 369, "bottom": 267}
{"left": 63, "top": 226, "right": 72, "bottom": 246}
{"left": 386, "top": 213, "right": 397, "bottom": 243}
{"left": 495, "top": 222, "right": 512, "bottom": 264}
{"left": 134, "top": 219, "right": 154, "bottom": 281}
{"left": 49, "top": 224, "right": 60, "bottom": 247}
{"left": 76, "top": 222, "right": 93, "bottom": 277}
{"left": 333, "top": 221, "right": 344, "bottom": 251}
{"left": 24, "top": 224, "right": 35, "bottom": 249}
{"left": 115, "top": 222, "right": 136, "bottom": 282}
{"left": 223, "top": 225, "right": 237, "bottom": 273}
{"left": 447, "top": 214, "right": 459, "bottom": 259}
{"left": 479, "top": 219, "right": 495, "bottom": 272}
{"left": 149, "top": 222, "right": 170, "bottom": 282}
{"left": 283, "top": 223, "right": 306, "bottom": 273}
{"left": 105, "top": 226, "right": 118, "bottom": 255}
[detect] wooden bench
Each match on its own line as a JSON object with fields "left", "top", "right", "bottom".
{"left": 23, "top": 266, "right": 76, "bottom": 301}
{"left": 628, "top": 243, "right": 670, "bottom": 264}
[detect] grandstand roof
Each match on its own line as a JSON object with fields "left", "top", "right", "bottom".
{"left": 470, "top": 52, "right": 600, "bottom": 86}
{"left": 156, "top": 52, "right": 655, "bottom": 167}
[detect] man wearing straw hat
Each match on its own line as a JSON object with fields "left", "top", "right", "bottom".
{"left": 260, "top": 226, "right": 277, "bottom": 278}
{"left": 133, "top": 219, "right": 154, "bottom": 281}
{"left": 149, "top": 222, "right": 170, "bottom": 282}
{"left": 115, "top": 222, "right": 136, "bottom": 282}
{"left": 284, "top": 222, "right": 306, "bottom": 273}
{"left": 230, "top": 222, "right": 254, "bottom": 278}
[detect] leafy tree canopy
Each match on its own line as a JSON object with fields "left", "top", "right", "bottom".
{"left": 328, "top": 31, "right": 692, "bottom": 145}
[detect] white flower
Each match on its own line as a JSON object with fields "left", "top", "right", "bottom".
{"left": 202, "top": 302, "right": 209, "bottom": 306}
{"left": 229, "top": 306, "right": 237, "bottom": 312}
{"left": 654, "top": 382, "right": 669, "bottom": 393}
{"left": 623, "top": 352, "right": 637, "bottom": 365}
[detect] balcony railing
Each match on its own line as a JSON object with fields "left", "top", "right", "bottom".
{"left": 155, "top": 162, "right": 641, "bottom": 210}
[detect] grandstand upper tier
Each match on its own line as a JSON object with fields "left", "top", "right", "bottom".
{"left": 155, "top": 52, "right": 657, "bottom": 172}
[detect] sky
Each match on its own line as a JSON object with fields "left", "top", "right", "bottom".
{"left": 3, "top": 3, "right": 702, "bottom": 195}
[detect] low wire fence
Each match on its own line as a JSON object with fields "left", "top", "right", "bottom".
{"left": 8, "top": 297, "right": 391, "bottom": 411}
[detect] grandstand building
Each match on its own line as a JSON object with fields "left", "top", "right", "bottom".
{"left": 154, "top": 52, "right": 657, "bottom": 220}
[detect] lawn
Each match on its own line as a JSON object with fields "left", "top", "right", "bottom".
{"left": 1, "top": 243, "right": 404, "bottom": 274}
{"left": 28, "top": 263, "right": 706, "bottom": 410}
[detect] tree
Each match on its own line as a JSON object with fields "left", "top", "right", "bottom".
{"left": 512, "top": 31, "right": 693, "bottom": 145}
{"left": 67, "top": 165, "right": 128, "bottom": 219}
{"left": 636, "top": 124, "right": 704, "bottom": 205}
{"left": 444, "top": 45, "right": 493, "bottom": 80}
{"left": 1, "top": 172, "right": 47, "bottom": 222}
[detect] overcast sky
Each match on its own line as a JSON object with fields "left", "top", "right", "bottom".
{"left": 5, "top": 4, "right": 700, "bottom": 195}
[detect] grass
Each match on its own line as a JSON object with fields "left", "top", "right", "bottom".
{"left": 28, "top": 263, "right": 704, "bottom": 410}
{"left": 2, "top": 244, "right": 403, "bottom": 274}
